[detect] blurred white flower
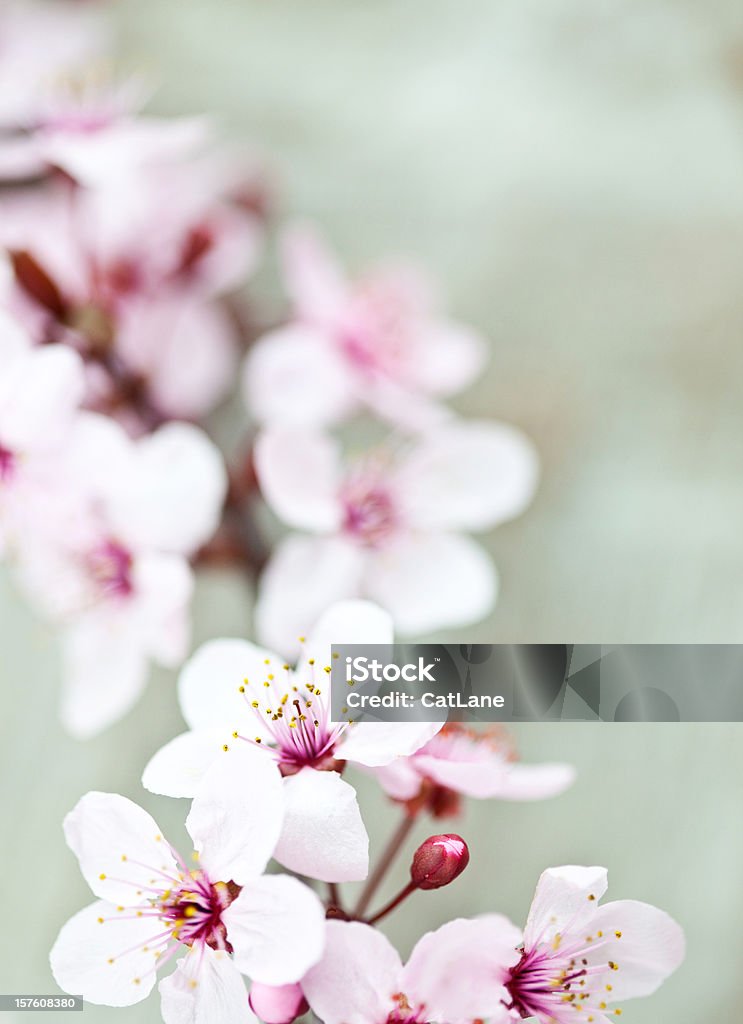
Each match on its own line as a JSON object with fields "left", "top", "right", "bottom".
{"left": 253, "top": 420, "right": 538, "bottom": 653}
{"left": 0, "top": 308, "right": 85, "bottom": 556}
{"left": 50, "top": 748, "right": 325, "bottom": 1018}
{"left": 14, "top": 414, "right": 227, "bottom": 736}
{"left": 242, "top": 224, "right": 487, "bottom": 430}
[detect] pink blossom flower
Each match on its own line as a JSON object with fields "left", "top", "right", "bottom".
{"left": 302, "top": 917, "right": 523, "bottom": 1024}
{"left": 50, "top": 747, "right": 325, "bottom": 1019}
{"left": 242, "top": 224, "right": 487, "bottom": 429}
{"left": 370, "top": 723, "right": 575, "bottom": 817}
{"left": 0, "top": 167, "right": 260, "bottom": 420}
{"left": 0, "top": 308, "right": 85, "bottom": 555}
{"left": 143, "top": 600, "right": 443, "bottom": 883}
{"left": 14, "top": 413, "right": 227, "bottom": 736}
{"left": 495, "top": 865, "right": 685, "bottom": 1023}
{"left": 253, "top": 420, "right": 538, "bottom": 652}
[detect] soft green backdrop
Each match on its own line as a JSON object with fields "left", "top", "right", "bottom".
{"left": 2, "top": 0, "right": 743, "bottom": 1021}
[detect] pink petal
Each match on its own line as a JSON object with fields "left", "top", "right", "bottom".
{"left": 523, "top": 865, "right": 609, "bottom": 949}
{"left": 254, "top": 428, "right": 343, "bottom": 532}
{"left": 301, "top": 921, "right": 402, "bottom": 1024}
{"left": 402, "top": 915, "right": 522, "bottom": 1020}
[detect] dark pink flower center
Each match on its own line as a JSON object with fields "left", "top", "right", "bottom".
{"left": 88, "top": 540, "right": 134, "bottom": 599}
{"left": 342, "top": 481, "right": 398, "bottom": 548}
{"left": 0, "top": 445, "right": 15, "bottom": 483}
{"left": 158, "top": 872, "right": 239, "bottom": 951}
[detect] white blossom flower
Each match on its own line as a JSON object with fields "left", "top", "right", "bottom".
{"left": 143, "top": 600, "right": 443, "bottom": 883}
{"left": 14, "top": 413, "right": 227, "bottom": 736}
{"left": 50, "top": 748, "right": 325, "bottom": 1021}
{"left": 253, "top": 421, "right": 538, "bottom": 652}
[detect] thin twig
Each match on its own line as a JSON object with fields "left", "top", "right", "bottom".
{"left": 353, "top": 811, "right": 416, "bottom": 919}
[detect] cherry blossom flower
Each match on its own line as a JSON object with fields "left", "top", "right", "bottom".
{"left": 495, "top": 865, "right": 685, "bottom": 1023}
{"left": 50, "top": 747, "right": 325, "bottom": 1020}
{"left": 242, "top": 224, "right": 487, "bottom": 429}
{"left": 0, "top": 166, "right": 260, "bottom": 421}
{"left": 301, "top": 917, "right": 523, "bottom": 1024}
{"left": 253, "top": 420, "right": 538, "bottom": 652}
{"left": 0, "top": 308, "right": 85, "bottom": 556}
{"left": 143, "top": 600, "right": 443, "bottom": 882}
{"left": 369, "top": 723, "right": 575, "bottom": 817}
{"left": 14, "top": 413, "right": 227, "bottom": 736}
{"left": 0, "top": 0, "right": 108, "bottom": 179}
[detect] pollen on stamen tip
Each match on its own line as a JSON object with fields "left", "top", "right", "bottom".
{"left": 99, "top": 873, "right": 106, "bottom": 880}
{"left": 222, "top": 744, "right": 229, "bottom": 751}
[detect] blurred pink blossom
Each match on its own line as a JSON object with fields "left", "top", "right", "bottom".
{"left": 0, "top": 168, "right": 260, "bottom": 421}
{"left": 370, "top": 722, "right": 575, "bottom": 816}
{"left": 242, "top": 224, "right": 487, "bottom": 430}
{"left": 14, "top": 414, "right": 227, "bottom": 736}
{"left": 0, "top": 308, "right": 85, "bottom": 556}
{"left": 253, "top": 420, "right": 538, "bottom": 652}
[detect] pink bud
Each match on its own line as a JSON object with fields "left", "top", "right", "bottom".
{"left": 248, "top": 982, "right": 308, "bottom": 1024}
{"left": 410, "top": 833, "right": 470, "bottom": 890}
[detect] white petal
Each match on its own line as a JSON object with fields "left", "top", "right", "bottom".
{"left": 63, "top": 792, "right": 177, "bottom": 905}
{"left": 160, "top": 946, "right": 257, "bottom": 1024}
{"left": 255, "top": 535, "right": 365, "bottom": 659}
{"left": 0, "top": 345, "right": 84, "bottom": 451}
{"left": 362, "top": 758, "right": 424, "bottom": 801}
{"left": 396, "top": 420, "right": 539, "bottom": 532}
{"left": 297, "top": 598, "right": 394, "bottom": 679}
{"left": 223, "top": 875, "right": 325, "bottom": 985}
{"left": 301, "top": 920, "right": 402, "bottom": 1024}
{"left": 242, "top": 325, "right": 356, "bottom": 427}
{"left": 178, "top": 638, "right": 280, "bottom": 732}
{"left": 108, "top": 423, "right": 227, "bottom": 556}
{"left": 254, "top": 428, "right": 343, "bottom": 532}
{"left": 365, "top": 532, "right": 497, "bottom": 635}
{"left": 406, "top": 321, "right": 487, "bottom": 396}
{"left": 273, "top": 770, "right": 368, "bottom": 882}
{"left": 186, "top": 745, "right": 284, "bottom": 885}
{"left": 584, "top": 899, "right": 685, "bottom": 1002}
{"left": 413, "top": 756, "right": 576, "bottom": 800}
{"left": 142, "top": 729, "right": 226, "bottom": 799}
{"left": 60, "top": 618, "right": 150, "bottom": 739}
{"left": 523, "top": 865, "right": 609, "bottom": 949}
{"left": 336, "top": 722, "right": 444, "bottom": 768}
{"left": 0, "top": 307, "right": 30, "bottom": 363}
{"left": 131, "top": 553, "right": 193, "bottom": 668}
{"left": 280, "top": 223, "right": 349, "bottom": 324}
{"left": 403, "top": 915, "right": 522, "bottom": 1021}
{"left": 50, "top": 900, "right": 158, "bottom": 1007}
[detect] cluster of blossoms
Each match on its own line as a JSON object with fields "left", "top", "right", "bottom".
{"left": 1, "top": 0, "right": 536, "bottom": 734}
{"left": 1, "top": 5, "right": 686, "bottom": 1022}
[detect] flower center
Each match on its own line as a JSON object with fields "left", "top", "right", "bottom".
{"left": 87, "top": 540, "right": 134, "bottom": 599}
{"left": 158, "top": 872, "right": 239, "bottom": 951}
{"left": 0, "top": 445, "right": 15, "bottom": 483}
{"left": 505, "top": 938, "right": 624, "bottom": 1023}
{"left": 229, "top": 657, "right": 347, "bottom": 773}
{"left": 387, "top": 993, "right": 426, "bottom": 1024}
{"left": 341, "top": 477, "right": 398, "bottom": 548}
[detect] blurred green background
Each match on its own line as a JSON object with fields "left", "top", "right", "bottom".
{"left": 2, "top": 0, "right": 743, "bottom": 1021}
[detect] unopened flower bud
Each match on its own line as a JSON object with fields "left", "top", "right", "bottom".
{"left": 410, "top": 833, "right": 470, "bottom": 890}
{"left": 249, "top": 982, "right": 308, "bottom": 1024}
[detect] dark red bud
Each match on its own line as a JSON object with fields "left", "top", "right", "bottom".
{"left": 410, "top": 833, "right": 470, "bottom": 891}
